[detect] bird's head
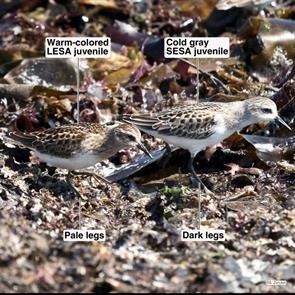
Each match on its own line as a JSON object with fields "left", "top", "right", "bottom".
{"left": 245, "top": 97, "right": 291, "bottom": 130}
{"left": 111, "top": 124, "right": 152, "bottom": 158}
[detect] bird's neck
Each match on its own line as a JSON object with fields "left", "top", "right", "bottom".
{"left": 223, "top": 100, "right": 248, "bottom": 130}
{"left": 235, "top": 100, "right": 261, "bottom": 130}
{"left": 95, "top": 135, "right": 125, "bottom": 159}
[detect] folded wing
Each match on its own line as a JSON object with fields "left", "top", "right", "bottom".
{"left": 122, "top": 104, "right": 218, "bottom": 140}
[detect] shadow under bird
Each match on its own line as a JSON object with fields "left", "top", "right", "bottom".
{"left": 123, "top": 97, "right": 292, "bottom": 190}
{"left": 6, "top": 122, "right": 152, "bottom": 225}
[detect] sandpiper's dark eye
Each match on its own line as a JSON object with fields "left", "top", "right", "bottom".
{"left": 262, "top": 108, "right": 272, "bottom": 114}
{"left": 127, "top": 134, "right": 136, "bottom": 141}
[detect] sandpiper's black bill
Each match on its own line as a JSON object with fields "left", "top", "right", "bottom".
{"left": 137, "top": 143, "right": 153, "bottom": 159}
{"left": 276, "top": 116, "right": 292, "bottom": 131}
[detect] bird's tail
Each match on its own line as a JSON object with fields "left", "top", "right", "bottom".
{"left": 5, "top": 130, "right": 36, "bottom": 148}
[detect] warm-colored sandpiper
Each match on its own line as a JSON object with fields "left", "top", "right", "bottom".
{"left": 123, "top": 97, "right": 291, "bottom": 188}
{"left": 6, "top": 122, "right": 152, "bottom": 226}
{"left": 8, "top": 122, "right": 151, "bottom": 170}
{"left": 8, "top": 123, "right": 151, "bottom": 171}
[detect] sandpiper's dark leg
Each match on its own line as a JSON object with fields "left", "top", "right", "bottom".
{"left": 189, "top": 156, "right": 213, "bottom": 195}
{"left": 198, "top": 190, "right": 201, "bottom": 230}
{"left": 71, "top": 170, "right": 111, "bottom": 185}
{"left": 188, "top": 157, "right": 203, "bottom": 229}
{"left": 189, "top": 157, "right": 205, "bottom": 187}
{"left": 66, "top": 171, "right": 82, "bottom": 228}
{"left": 160, "top": 142, "right": 172, "bottom": 168}
{"left": 224, "top": 203, "right": 228, "bottom": 225}
{"left": 189, "top": 156, "right": 215, "bottom": 229}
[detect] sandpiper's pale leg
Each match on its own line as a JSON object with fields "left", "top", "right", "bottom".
{"left": 66, "top": 171, "right": 82, "bottom": 228}
{"left": 65, "top": 170, "right": 111, "bottom": 229}
{"left": 71, "top": 171, "right": 111, "bottom": 185}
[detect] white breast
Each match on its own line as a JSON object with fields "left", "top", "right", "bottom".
{"left": 34, "top": 151, "right": 102, "bottom": 170}
{"left": 144, "top": 123, "right": 234, "bottom": 158}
